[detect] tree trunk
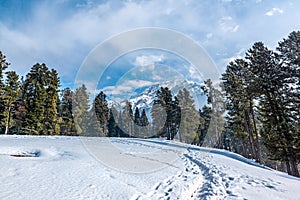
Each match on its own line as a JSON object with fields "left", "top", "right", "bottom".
{"left": 286, "top": 160, "right": 292, "bottom": 175}
{"left": 290, "top": 159, "right": 300, "bottom": 177}
{"left": 242, "top": 139, "right": 247, "bottom": 157}
{"left": 249, "top": 100, "right": 261, "bottom": 162}
{"left": 4, "top": 106, "right": 11, "bottom": 135}
{"left": 244, "top": 110, "right": 256, "bottom": 159}
{"left": 178, "top": 130, "right": 182, "bottom": 142}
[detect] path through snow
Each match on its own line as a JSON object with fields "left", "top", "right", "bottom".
{"left": 0, "top": 135, "right": 299, "bottom": 200}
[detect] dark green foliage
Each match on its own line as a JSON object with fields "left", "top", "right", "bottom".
{"left": 107, "top": 107, "right": 126, "bottom": 137}
{"left": 119, "top": 101, "right": 134, "bottom": 137}
{"left": 150, "top": 100, "right": 166, "bottom": 138}
{"left": 221, "top": 59, "right": 260, "bottom": 160}
{"left": 201, "top": 79, "right": 225, "bottom": 148}
{"left": 90, "top": 91, "right": 109, "bottom": 136}
{"left": 21, "top": 63, "right": 60, "bottom": 135}
{"left": 222, "top": 32, "right": 300, "bottom": 177}
{"left": 11, "top": 99, "right": 26, "bottom": 134}
{"left": 133, "top": 107, "right": 141, "bottom": 137}
{"left": 140, "top": 109, "right": 149, "bottom": 127}
{"left": 152, "top": 87, "right": 180, "bottom": 140}
{"left": 198, "top": 105, "right": 212, "bottom": 146}
{"left": 43, "top": 69, "right": 60, "bottom": 135}
{"left": 140, "top": 109, "right": 150, "bottom": 138}
{"left": 118, "top": 101, "right": 134, "bottom": 136}
{"left": 0, "top": 51, "right": 10, "bottom": 132}
{"left": 177, "top": 88, "right": 200, "bottom": 143}
{"left": 4, "top": 71, "right": 20, "bottom": 134}
{"left": 59, "top": 88, "right": 76, "bottom": 136}
{"left": 72, "top": 84, "right": 89, "bottom": 135}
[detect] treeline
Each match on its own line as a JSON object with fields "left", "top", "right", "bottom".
{"left": 0, "top": 55, "right": 212, "bottom": 142}
{"left": 73, "top": 84, "right": 215, "bottom": 145}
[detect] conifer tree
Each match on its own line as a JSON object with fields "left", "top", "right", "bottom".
{"left": 4, "top": 71, "right": 20, "bottom": 134}
{"left": 133, "top": 107, "right": 141, "bottom": 137}
{"left": 171, "top": 96, "right": 181, "bottom": 140}
{"left": 108, "top": 107, "right": 117, "bottom": 137}
{"left": 150, "top": 100, "right": 166, "bottom": 138}
{"left": 60, "top": 88, "right": 76, "bottom": 135}
{"left": 221, "top": 59, "right": 260, "bottom": 159}
{"left": 72, "top": 84, "right": 89, "bottom": 135}
{"left": 43, "top": 69, "right": 60, "bottom": 135}
{"left": 277, "top": 31, "right": 300, "bottom": 175}
{"left": 0, "top": 51, "right": 9, "bottom": 132}
{"left": 91, "top": 91, "right": 109, "bottom": 136}
{"left": 155, "top": 87, "right": 174, "bottom": 139}
{"left": 198, "top": 105, "right": 212, "bottom": 146}
{"left": 22, "top": 63, "right": 49, "bottom": 134}
{"left": 177, "top": 88, "right": 200, "bottom": 143}
{"left": 140, "top": 109, "right": 149, "bottom": 138}
{"left": 119, "top": 101, "right": 134, "bottom": 136}
{"left": 11, "top": 99, "right": 26, "bottom": 134}
{"left": 201, "top": 79, "right": 225, "bottom": 148}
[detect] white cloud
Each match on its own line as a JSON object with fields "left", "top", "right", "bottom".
{"left": 265, "top": 8, "right": 284, "bottom": 16}
{"left": 134, "top": 55, "right": 164, "bottom": 68}
{"left": 206, "top": 33, "right": 213, "bottom": 39}
{"left": 219, "top": 16, "right": 239, "bottom": 33}
{"left": 188, "top": 65, "right": 203, "bottom": 81}
{"left": 122, "top": 80, "right": 154, "bottom": 88}
{"left": 103, "top": 79, "right": 154, "bottom": 96}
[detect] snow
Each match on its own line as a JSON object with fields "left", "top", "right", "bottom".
{"left": 108, "top": 79, "right": 206, "bottom": 113}
{"left": 0, "top": 135, "right": 299, "bottom": 200}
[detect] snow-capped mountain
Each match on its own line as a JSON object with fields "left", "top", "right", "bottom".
{"left": 108, "top": 79, "right": 206, "bottom": 113}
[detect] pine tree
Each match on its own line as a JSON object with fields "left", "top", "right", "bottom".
{"left": 177, "top": 88, "right": 200, "bottom": 143}
{"left": 171, "top": 96, "right": 181, "bottom": 140}
{"left": 133, "top": 107, "right": 141, "bottom": 137}
{"left": 90, "top": 91, "right": 109, "bottom": 136}
{"left": 198, "top": 105, "right": 212, "bottom": 146}
{"left": 22, "top": 63, "right": 49, "bottom": 134}
{"left": 119, "top": 101, "right": 134, "bottom": 137}
{"left": 11, "top": 99, "right": 26, "bottom": 134}
{"left": 59, "top": 88, "right": 76, "bottom": 136}
{"left": 140, "top": 109, "right": 150, "bottom": 138}
{"left": 201, "top": 79, "right": 226, "bottom": 148}
{"left": 4, "top": 71, "right": 20, "bottom": 134}
{"left": 43, "top": 69, "right": 60, "bottom": 135}
{"left": 72, "top": 84, "right": 89, "bottom": 135}
{"left": 155, "top": 87, "right": 174, "bottom": 139}
{"left": 277, "top": 31, "right": 300, "bottom": 177}
{"left": 150, "top": 100, "right": 166, "bottom": 138}
{"left": 221, "top": 59, "right": 260, "bottom": 159}
{"left": 108, "top": 107, "right": 117, "bottom": 137}
{"left": 0, "top": 51, "right": 9, "bottom": 132}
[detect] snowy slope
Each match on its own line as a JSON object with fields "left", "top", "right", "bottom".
{"left": 0, "top": 135, "right": 299, "bottom": 200}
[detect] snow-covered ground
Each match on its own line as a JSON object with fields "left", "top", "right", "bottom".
{"left": 0, "top": 135, "right": 299, "bottom": 200}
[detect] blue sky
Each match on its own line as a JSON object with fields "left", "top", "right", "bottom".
{"left": 0, "top": 0, "right": 300, "bottom": 92}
